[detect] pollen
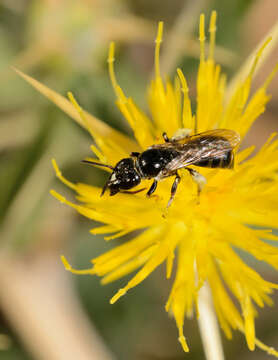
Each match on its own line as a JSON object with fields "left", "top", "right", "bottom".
{"left": 42, "top": 10, "right": 278, "bottom": 357}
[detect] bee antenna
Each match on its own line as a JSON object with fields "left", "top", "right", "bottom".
{"left": 81, "top": 159, "right": 114, "bottom": 170}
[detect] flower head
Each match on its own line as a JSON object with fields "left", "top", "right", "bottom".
{"left": 51, "top": 11, "right": 278, "bottom": 356}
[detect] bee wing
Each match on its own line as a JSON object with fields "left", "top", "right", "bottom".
{"left": 190, "top": 129, "right": 241, "bottom": 149}
{"left": 163, "top": 148, "right": 205, "bottom": 172}
{"left": 164, "top": 129, "right": 240, "bottom": 173}
{"left": 149, "top": 142, "right": 180, "bottom": 150}
{"left": 152, "top": 129, "right": 240, "bottom": 149}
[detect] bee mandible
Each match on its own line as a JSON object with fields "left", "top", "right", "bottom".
{"left": 83, "top": 129, "right": 240, "bottom": 207}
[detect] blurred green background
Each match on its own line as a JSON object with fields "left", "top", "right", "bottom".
{"left": 0, "top": 0, "right": 278, "bottom": 359}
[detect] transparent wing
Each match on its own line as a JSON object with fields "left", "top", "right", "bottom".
{"left": 189, "top": 129, "right": 240, "bottom": 148}
{"left": 151, "top": 129, "right": 240, "bottom": 149}
{"left": 164, "top": 149, "right": 205, "bottom": 172}
{"left": 164, "top": 129, "right": 240, "bottom": 172}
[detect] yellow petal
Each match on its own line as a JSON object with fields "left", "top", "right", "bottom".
{"left": 13, "top": 67, "right": 137, "bottom": 152}
{"left": 226, "top": 20, "right": 278, "bottom": 100}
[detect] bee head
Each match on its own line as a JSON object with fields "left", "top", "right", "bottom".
{"left": 102, "top": 158, "right": 141, "bottom": 196}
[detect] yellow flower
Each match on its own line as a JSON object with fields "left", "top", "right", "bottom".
{"left": 50, "top": 11, "right": 278, "bottom": 356}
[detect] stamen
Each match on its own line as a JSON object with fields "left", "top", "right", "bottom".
{"left": 177, "top": 69, "right": 189, "bottom": 94}
{"left": 248, "top": 37, "right": 272, "bottom": 80}
{"left": 209, "top": 11, "right": 217, "bottom": 60}
{"left": 50, "top": 190, "right": 68, "bottom": 204}
{"left": 263, "top": 62, "right": 278, "bottom": 89}
{"left": 114, "top": 84, "right": 137, "bottom": 129}
{"left": 178, "top": 323, "right": 189, "bottom": 352}
{"left": 254, "top": 338, "right": 278, "bottom": 357}
{"left": 104, "top": 230, "right": 131, "bottom": 241}
{"left": 51, "top": 158, "right": 76, "bottom": 190}
{"left": 107, "top": 46, "right": 142, "bottom": 141}
{"left": 177, "top": 68, "right": 194, "bottom": 130}
{"left": 155, "top": 21, "right": 164, "bottom": 79}
{"left": 115, "top": 84, "right": 128, "bottom": 104}
{"left": 257, "top": 132, "right": 277, "bottom": 154}
{"left": 61, "top": 255, "right": 95, "bottom": 275}
{"left": 199, "top": 13, "right": 206, "bottom": 62}
{"left": 90, "top": 145, "right": 108, "bottom": 164}
{"left": 237, "top": 323, "right": 278, "bottom": 357}
{"left": 110, "top": 288, "right": 127, "bottom": 304}
{"left": 90, "top": 225, "right": 118, "bottom": 235}
{"left": 108, "top": 42, "right": 120, "bottom": 97}
{"left": 109, "top": 231, "right": 180, "bottom": 304}
{"left": 101, "top": 247, "right": 154, "bottom": 285}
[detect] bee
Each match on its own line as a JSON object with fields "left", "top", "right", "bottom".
{"left": 83, "top": 129, "right": 240, "bottom": 207}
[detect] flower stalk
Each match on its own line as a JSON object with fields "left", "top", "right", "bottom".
{"left": 198, "top": 282, "right": 225, "bottom": 360}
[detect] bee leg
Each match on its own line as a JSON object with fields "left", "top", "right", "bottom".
{"left": 167, "top": 172, "right": 181, "bottom": 208}
{"left": 121, "top": 187, "right": 147, "bottom": 194}
{"left": 147, "top": 180, "right": 158, "bottom": 197}
{"left": 186, "top": 168, "right": 207, "bottom": 196}
{"left": 162, "top": 132, "right": 170, "bottom": 143}
{"left": 171, "top": 128, "right": 192, "bottom": 141}
{"left": 130, "top": 152, "right": 140, "bottom": 158}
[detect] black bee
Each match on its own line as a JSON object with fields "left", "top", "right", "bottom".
{"left": 83, "top": 129, "right": 240, "bottom": 207}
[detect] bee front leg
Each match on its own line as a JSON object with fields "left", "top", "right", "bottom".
{"left": 147, "top": 180, "right": 158, "bottom": 197}
{"left": 186, "top": 168, "right": 207, "bottom": 197}
{"left": 167, "top": 172, "right": 181, "bottom": 208}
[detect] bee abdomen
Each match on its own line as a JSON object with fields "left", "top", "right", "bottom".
{"left": 195, "top": 150, "right": 234, "bottom": 169}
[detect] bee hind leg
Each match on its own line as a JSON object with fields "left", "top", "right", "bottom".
{"left": 186, "top": 168, "right": 207, "bottom": 197}
{"left": 162, "top": 132, "right": 170, "bottom": 143}
{"left": 163, "top": 128, "right": 192, "bottom": 144}
{"left": 167, "top": 172, "right": 181, "bottom": 208}
{"left": 171, "top": 128, "right": 192, "bottom": 141}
